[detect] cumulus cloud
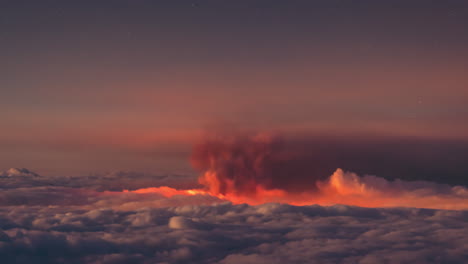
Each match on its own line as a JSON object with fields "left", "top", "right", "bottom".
{"left": 168, "top": 216, "right": 195, "bottom": 229}
{"left": 0, "top": 163, "right": 467, "bottom": 263}
{"left": 315, "top": 169, "right": 468, "bottom": 210}
{"left": 0, "top": 203, "right": 467, "bottom": 263}
{"left": 0, "top": 168, "right": 40, "bottom": 178}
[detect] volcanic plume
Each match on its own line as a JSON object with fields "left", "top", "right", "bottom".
{"left": 123, "top": 132, "right": 468, "bottom": 210}
{"left": 189, "top": 132, "right": 468, "bottom": 208}
{"left": 191, "top": 133, "right": 328, "bottom": 196}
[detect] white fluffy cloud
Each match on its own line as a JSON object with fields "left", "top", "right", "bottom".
{"left": 0, "top": 203, "right": 467, "bottom": 263}
{"left": 0, "top": 168, "right": 40, "bottom": 177}
{"left": 315, "top": 169, "right": 468, "bottom": 210}
{"left": 0, "top": 168, "right": 467, "bottom": 263}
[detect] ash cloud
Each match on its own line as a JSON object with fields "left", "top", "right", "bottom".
{"left": 191, "top": 132, "right": 468, "bottom": 197}
{"left": 1, "top": 131, "right": 468, "bottom": 263}
{"left": 191, "top": 133, "right": 327, "bottom": 195}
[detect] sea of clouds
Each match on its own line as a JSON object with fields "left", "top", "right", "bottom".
{"left": 0, "top": 168, "right": 467, "bottom": 264}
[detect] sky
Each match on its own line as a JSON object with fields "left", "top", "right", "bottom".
{"left": 1, "top": 2, "right": 468, "bottom": 263}
{"left": 1, "top": 0, "right": 468, "bottom": 177}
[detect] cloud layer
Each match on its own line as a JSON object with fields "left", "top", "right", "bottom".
{"left": 0, "top": 167, "right": 467, "bottom": 263}
{"left": 1, "top": 202, "right": 468, "bottom": 264}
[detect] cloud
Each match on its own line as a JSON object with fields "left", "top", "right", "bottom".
{"left": 192, "top": 132, "right": 468, "bottom": 187}
{"left": 0, "top": 168, "right": 40, "bottom": 178}
{"left": 0, "top": 168, "right": 198, "bottom": 191}
{"left": 1, "top": 166, "right": 467, "bottom": 210}
{"left": 315, "top": 169, "right": 468, "bottom": 210}
{"left": 0, "top": 203, "right": 467, "bottom": 263}
{"left": 188, "top": 133, "right": 468, "bottom": 209}
{"left": 191, "top": 133, "right": 327, "bottom": 196}
{"left": 0, "top": 164, "right": 467, "bottom": 263}
{"left": 168, "top": 216, "right": 195, "bottom": 229}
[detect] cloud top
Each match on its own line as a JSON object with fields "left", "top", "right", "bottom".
{"left": 1, "top": 202, "right": 468, "bottom": 263}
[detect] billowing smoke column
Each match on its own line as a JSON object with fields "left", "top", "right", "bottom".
{"left": 191, "top": 133, "right": 326, "bottom": 197}
{"left": 188, "top": 132, "right": 468, "bottom": 209}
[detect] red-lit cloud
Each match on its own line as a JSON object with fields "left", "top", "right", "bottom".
{"left": 124, "top": 132, "right": 468, "bottom": 210}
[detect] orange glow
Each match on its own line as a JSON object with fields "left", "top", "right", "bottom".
{"left": 124, "top": 169, "right": 468, "bottom": 210}
{"left": 123, "top": 186, "right": 208, "bottom": 197}
{"left": 122, "top": 185, "right": 288, "bottom": 205}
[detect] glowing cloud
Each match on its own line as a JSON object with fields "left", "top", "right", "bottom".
{"left": 125, "top": 133, "right": 468, "bottom": 210}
